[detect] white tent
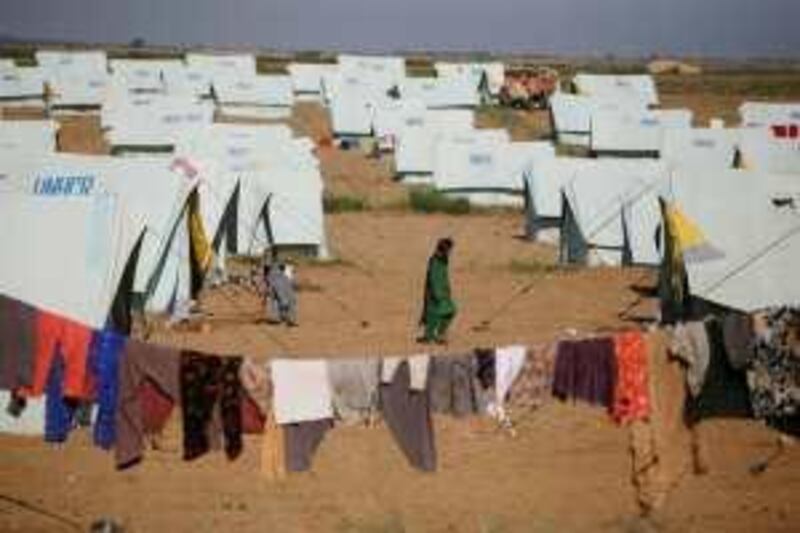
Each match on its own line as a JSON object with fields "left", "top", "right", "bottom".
{"left": 36, "top": 50, "right": 109, "bottom": 109}
{"left": 0, "top": 67, "right": 46, "bottom": 104}
{"left": 371, "top": 98, "right": 426, "bottom": 151}
{"left": 433, "top": 138, "right": 552, "bottom": 206}
{"left": 394, "top": 109, "right": 475, "bottom": 178}
{"left": 338, "top": 54, "right": 405, "bottom": 92}
{"left": 162, "top": 66, "right": 212, "bottom": 97}
{"left": 573, "top": 74, "right": 659, "bottom": 107}
{"left": 737, "top": 128, "right": 800, "bottom": 174}
{"left": 109, "top": 59, "right": 184, "bottom": 93}
{"left": 0, "top": 153, "right": 202, "bottom": 315}
{"left": 288, "top": 63, "right": 338, "bottom": 99}
{"left": 659, "top": 128, "right": 739, "bottom": 170}
{"left": 665, "top": 168, "right": 800, "bottom": 312}
{"left": 399, "top": 76, "right": 479, "bottom": 109}
{"left": 328, "top": 77, "right": 378, "bottom": 137}
{"left": 213, "top": 75, "right": 293, "bottom": 107}
{"left": 560, "top": 159, "right": 668, "bottom": 266}
{"left": 0, "top": 120, "right": 59, "bottom": 154}
{"left": 591, "top": 108, "right": 693, "bottom": 155}
{"left": 102, "top": 93, "right": 214, "bottom": 151}
{"left": 549, "top": 92, "right": 646, "bottom": 147}
{"left": 185, "top": 53, "right": 257, "bottom": 78}
{"left": 435, "top": 62, "right": 505, "bottom": 96}
{"left": 739, "top": 102, "right": 800, "bottom": 128}
{"left": 0, "top": 191, "right": 145, "bottom": 328}
{"left": 177, "top": 124, "right": 327, "bottom": 257}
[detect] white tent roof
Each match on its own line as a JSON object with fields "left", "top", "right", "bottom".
{"left": 0, "top": 191, "right": 144, "bottom": 328}
{"left": 0, "top": 153, "right": 200, "bottom": 313}
{"left": 659, "top": 128, "right": 739, "bottom": 170}
{"left": 288, "top": 63, "right": 338, "bottom": 94}
{"left": 213, "top": 75, "right": 294, "bottom": 107}
{"left": 573, "top": 73, "right": 659, "bottom": 106}
{"left": 0, "top": 67, "right": 45, "bottom": 100}
{"left": 177, "top": 124, "right": 326, "bottom": 255}
{"left": 739, "top": 102, "right": 800, "bottom": 128}
{"left": 394, "top": 109, "right": 476, "bottom": 175}
{"left": 102, "top": 94, "right": 215, "bottom": 147}
{"left": 36, "top": 50, "right": 107, "bottom": 75}
{"left": 435, "top": 62, "right": 505, "bottom": 95}
{"left": 0, "top": 59, "right": 15, "bottom": 70}
{"left": 434, "top": 139, "right": 553, "bottom": 194}
{"left": 549, "top": 92, "right": 647, "bottom": 145}
{"left": 0, "top": 120, "right": 59, "bottom": 154}
{"left": 108, "top": 59, "right": 184, "bottom": 93}
{"left": 591, "top": 108, "right": 693, "bottom": 153}
{"left": 562, "top": 159, "right": 668, "bottom": 265}
{"left": 400, "top": 77, "right": 479, "bottom": 109}
{"left": 666, "top": 168, "right": 800, "bottom": 311}
{"left": 162, "top": 66, "right": 212, "bottom": 97}
{"left": 737, "top": 128, "right": 800, "bottom": 174}
{"left": 185, "top": 53, "right": 257, "bottom": 78}
{"left": 38, "top": 52, "right": 110, "bottom": 108}
{"left": 338, "top": 54, "right": 405, "bottom": 88}
{"left": 372, "top": 98, "right": 426, "bottom": 142}
{"left": 329, "top": 81, "right": 376, "bottom": 137}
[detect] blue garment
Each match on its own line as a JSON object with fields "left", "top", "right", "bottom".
{"left": 45, "top": 351, "right": 76, "bottom": 443}
{"left": 90, "top": 329, "right": 127, "bottom": 450}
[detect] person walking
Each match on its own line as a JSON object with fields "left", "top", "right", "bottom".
{"left": 419, "top": 238, "right": 457, "bottom": 344}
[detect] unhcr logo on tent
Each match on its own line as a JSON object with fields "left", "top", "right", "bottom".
{"left": 33, "top": 175, "right": 95, "bottom": 196}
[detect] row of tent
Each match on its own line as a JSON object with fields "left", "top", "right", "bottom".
{"left": 0, "top": 121, "right": 328, "bottom": 330}
{"left": 1, "top": 50, "right": 503, "bottom": 114}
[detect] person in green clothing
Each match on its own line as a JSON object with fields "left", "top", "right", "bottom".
{"left": 419, "top": 238, "right": 457, "bottom": 344}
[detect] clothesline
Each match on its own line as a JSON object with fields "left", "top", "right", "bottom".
{"left": 1, "top": 291, "right": 798, "bottom": 516}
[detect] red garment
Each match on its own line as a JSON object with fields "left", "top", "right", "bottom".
{"left": 241, "top": 394, "right": 265, "bottom": 434}
{"left": 773, "top": 125, "right": 788, "bottom": 138}
{"left": 138, "top": 379, "right": 175, "bottom": 433}
{"left": 612, "top": 331, "right": 651, "bottom": 424}
{"left": 23, "top": 310, "right": 93, "bottom": 399}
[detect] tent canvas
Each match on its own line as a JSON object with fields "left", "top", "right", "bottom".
{"left": 185, "top": 53, "right": 257, "bottom": 78}
{"left": 591, "top": 108, "right": 693, "bottom": 155}
{"left": 394, "top": 109, "right": 475, "bottom": 177}
{"left": 371, "top": 98, "right": 426, "bottom": 151}
{"left": 573, "top": 74, "right": 659, "bottom": 107}
{"left": 0, "top": 67, "right": 45, "bottom": 102}
{"left": 0, "top": 120, "right": 59, "bottom": 154}
{"left": 102, "top": 94, "right": 214, "bottom": 150}
{"left": 737, "top": 128, "right": 800, "bottom": 174}
{"left": 549, "top": 92, "right": 646, "bottom": 147}
{"left": 288, "top": 63, "right": 338, "bottom": 95}
{"left": 0, "top": 153, "right": 202, "bottom": 315}
{"left": 435, "top": 62, "right": 505, "bottom": 96}
{"left": 37, "top": 50, "right": 109, "bottom": 109}
{"left": 0, "top": 191, "right": 145, "bottom": 329}
{"left": 162, "top": 67, "right": 212, "bottom": 97}
{"left": 177, "top": 124, "right": 327, "bottom": 257}
{"left": 739, "top": 102, "right": 800, "bottom": 128}
{"left": 659, "top": 128, "right": 738, "bottom": 170}
{"left": 213, "top": 75, "right": 294, "bottom": 107}
{"left": 399, "top": 77, "right": 479, "bottom": 109}
{"left": 663, "top": 168, "right": 800, "bottom": 312}
{"left": 433, "top": 139, "right": 553, "bottom": 206}
{"left": 560, "top": 159, "right": 667, "bottom": 266}
{"left": 109, "top": 59, "right": 184, "bottom": 93}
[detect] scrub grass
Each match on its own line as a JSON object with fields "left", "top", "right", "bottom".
{"left": 323, "top": 193, "right": 369, "bottom": 213}
{"left": 408, "top": 188, "right": 471, "bottom": 215}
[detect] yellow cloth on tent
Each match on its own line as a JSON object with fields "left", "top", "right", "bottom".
{"left": 188, "top": 193, "right": 213, "bottom": 273}
{"left": 261, "top": 411, "right": 287, "bottom": 481}
{"left": 665, "top": 203, "right": 707, "bottom": 251}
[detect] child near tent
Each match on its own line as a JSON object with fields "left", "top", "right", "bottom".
{"left": 263, "top": 262, "right": 298, "bottom": 327}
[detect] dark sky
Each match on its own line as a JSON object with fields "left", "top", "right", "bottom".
{"left": 3, "top": 0, "right": 800, "bottom": 58}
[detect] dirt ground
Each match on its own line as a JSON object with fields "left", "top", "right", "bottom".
{"left": 2, "top": 72, "right": 800, "bottom": 532}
